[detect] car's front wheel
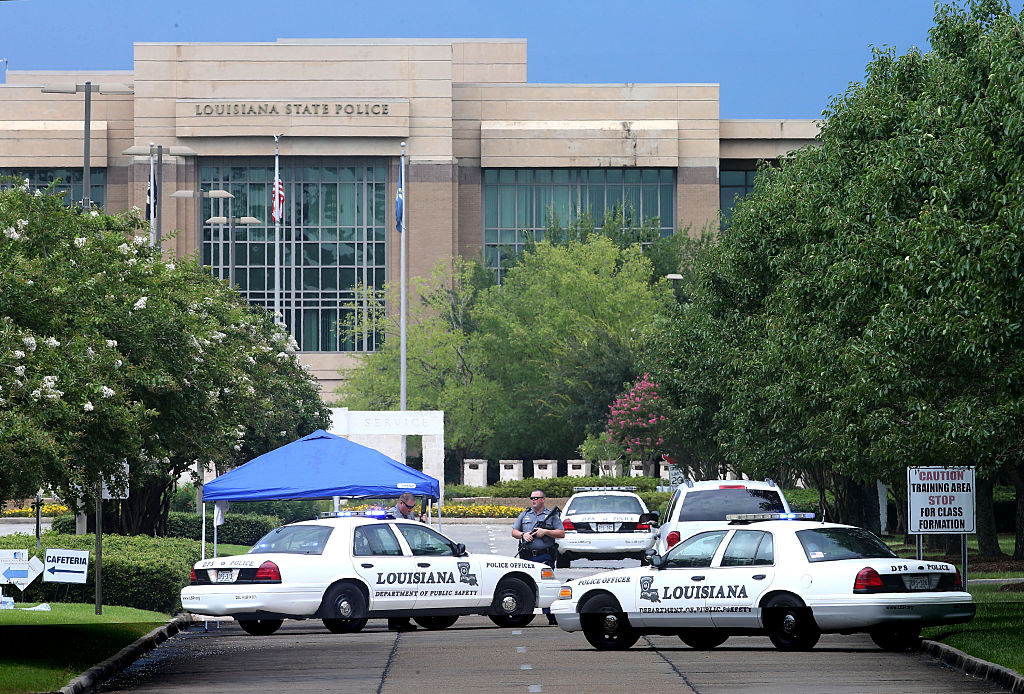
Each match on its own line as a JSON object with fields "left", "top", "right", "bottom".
{"left": 321, "top": 583, "right": 368, "bottom": 634}
{"left": 414, "top": 615, "right": 459, "bottom": 630}
{"left": 237, "top": 618, "right": 283, "bottom": 636}
{"left": 488, "top": 577, "right": 536, "bottom": 627}
{"left": 580, "top": 594, "right": 639, "bottom": 650}
{"left": 763, "top": 594, "right": 820, "bottom": 651}
{"left": 678, "top": 629, "right": 729, "bottom": 650}
{"left": 869, "top": 625, "right": 921, "bottom": 651}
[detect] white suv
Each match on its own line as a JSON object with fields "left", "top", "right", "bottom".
{"left": 653, "top": 479, "right": 791, "bottom": 554}
{"left": 555, "top": 487, "right": 659, "bottom": 568}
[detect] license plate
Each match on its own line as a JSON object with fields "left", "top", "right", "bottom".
{"left": 905, "top": 575, "right": 928, "bottom": 590}
{"left": 216, "top": 570, "right": 234, "bottom": 583}
{"left": 597, "top": 523, "right": 615, "bottom": 532}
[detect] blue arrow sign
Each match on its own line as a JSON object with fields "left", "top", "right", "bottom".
{"left": 3, "top": 567, "right": 28, "bottom": 580}
{"left": 47, "top": 566, "right": 85, "bottom": 575}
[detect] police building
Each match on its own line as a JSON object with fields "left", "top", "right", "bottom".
{"left": 0, "top": 39, "right": 817, "bottom": 395}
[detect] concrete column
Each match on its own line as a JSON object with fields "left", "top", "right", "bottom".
{"left": 598, "top": 460, "right": 623, "bottom": 477}
{"left": 422, "top": 435, "right": 446, "bottom": 506}
{"left": 499, "top": 459, "right": 524, "bottom": 483}
{"left": 566, "top": 459, "right": 591, "bottom": 477}
{"left": 532, "top": 459, "right": 557, "bottom": 479}
{"left": 629, "top": 460, "right": 646, "bottom": 477}
{"left": 464, "top": 459, "right": 487, "bottom": 487}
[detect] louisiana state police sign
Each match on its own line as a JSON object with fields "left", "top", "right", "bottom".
{"left": 907, "top": 466, "right": 975, "bottom": 534}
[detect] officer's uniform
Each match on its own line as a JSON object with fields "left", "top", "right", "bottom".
{"left": 388, "top": 504, "right": 416, "bottom": 520}
{"left": 513, "top": 506, "right": 561, "bottom": 568}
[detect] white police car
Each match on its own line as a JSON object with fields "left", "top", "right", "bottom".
{"left": 551, "top": 513, "right": 975, "bottom": 651}
{"left": 555, "top": 487, "right": 659, "bottom": 568}
{"left": 181, "top": 512, "right": 560, "bottom": 635}
{"left": 654, "top": 479, "right": 791, "bottom": 554}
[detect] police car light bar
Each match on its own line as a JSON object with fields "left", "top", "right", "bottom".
{"left": 726, "top": 512, "right": 816, "bottom": 522}
{"left": 319, "top": 510, "right": 395, "bottom": 519}
{"left": 573, "top": 486, "right": 638, "bottom": 492}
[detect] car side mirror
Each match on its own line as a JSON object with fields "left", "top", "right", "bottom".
{"left": 454, "top": 542, "right": 467, "bottom": 557}
{"left": 639, "top": 511, "right": 659, "bottom": 525}
{"left": 645, "top": 549, "right": 664, "bottom": 569}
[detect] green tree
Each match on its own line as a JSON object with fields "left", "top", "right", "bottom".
{"left": 472, "top": 235, "right": 673, "bottom": 458}
{"left": 0, "top": 181, "right": 329, "bottom": 534}
{"left": 643, "top": 0, "right": 1024, "bottom": 552}
{"left": 339, "top": 236, "right": 673, "bottom": 464}
{"left": 336, "top": 257, "right": 501, "bottom": 463}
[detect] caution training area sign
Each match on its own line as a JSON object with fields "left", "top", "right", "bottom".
{"left": 907, "top": 466, "right": 976, "bottom": 534}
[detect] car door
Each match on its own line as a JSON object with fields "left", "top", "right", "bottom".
{"left": 351, "top": 523, "right": 418, "bottom": 611}
{"left": 394, "top": 523, "right": 484, "bottom": 609}
{"left": 635, "top": 529, "right": 729, "bottom": 628}
{"left": 707, "top": 529, "right": 774, "bottom": 629}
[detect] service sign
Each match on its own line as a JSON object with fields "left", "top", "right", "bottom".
{"left": 43, "top": 548, "right": 90, "bottom": 584}
{"left": 0, "top": 549, "right": 44, "bottom": 591}
{"left": 907, "top": 466, "right": 976, "bottom": 534}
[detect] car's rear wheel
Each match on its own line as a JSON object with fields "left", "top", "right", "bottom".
{"left": 869, "top": 625, "right": 921, "bottom": 651}
{"left": 488, "top": 577, "right": 536, "bottom": 628}
{"left": 763, "top": 594, "right": 820, "bottom": 651}
{"left": 580, "top": 594, "right": 639, "bottom": 650}
{"left": 555, "top": 552, "right": 572, "bottom": 568}
{"left": 413, "top": 615, "right": 459, "bottom": 630}
{"left": 678, "top": 630, "right": 729, "bottom": 650}
{"left": 237, "top": 618, "right": 283, "bottom": 636}
{"left": 321, "top": 583, "right": 368, "bottom": 634}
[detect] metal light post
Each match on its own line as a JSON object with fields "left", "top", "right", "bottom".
{"left": 399, "top": 142, "right": 408, "bottom": 464}
{"left": 41, "top": 81, "right": 133, "bottom": 210}
{"left": 207, "top": 213, "right": 261, "bottom": 286}
{"left": 123, "top": 144, "right": 197, "bottom": 251}
{"left": 170, "top": 188, "right": 234, "bottom": 257}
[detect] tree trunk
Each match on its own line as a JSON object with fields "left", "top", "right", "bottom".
{"left": 113, "top": 476, "right": 173, "bottom": 535}
{"left": 831, "top": 476, "right": 881, "bottom": 533}
{"left": 1011, "top": 464, "right": 1024, "bottom": 561}
{"left": 974, "top": 475, "right": 1005, "bottom": 558}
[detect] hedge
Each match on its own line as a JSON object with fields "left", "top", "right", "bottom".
{"left": 165, "top": 511, "right": 281, "bottom": 546}
{"left": 0, "top": 532, "right": 199, "bottom": 614}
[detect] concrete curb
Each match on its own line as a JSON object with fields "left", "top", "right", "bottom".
{"left": 920, "top": 639, "right": 1024, "bottom": 694}
{"left": 58, "top": 613, "right": 193, "bottom": 694}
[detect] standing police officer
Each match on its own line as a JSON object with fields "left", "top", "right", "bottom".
{"left": 512, "top": 489, "right": 565, "bottom": 624}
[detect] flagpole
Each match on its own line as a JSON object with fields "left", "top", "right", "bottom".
{"left": 399, "top": 142, "right": 408, "bottom": 465}
{"left": 148, "top": 144, "right": 155, "bottom": 245}
{"left": 273, "top": 135, "right": 282, "bottom": 324}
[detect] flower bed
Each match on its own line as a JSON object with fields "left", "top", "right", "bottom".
{"left": 1, "top": 503, "right": 70, "bottom": 518}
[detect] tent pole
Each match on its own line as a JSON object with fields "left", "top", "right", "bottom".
{"left": 201, "top": 502, "right": 206, "bottom": 561}
{"left": 213, "top": 516, "right": 218, "bottom": 559}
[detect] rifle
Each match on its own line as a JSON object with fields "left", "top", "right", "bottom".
{"left": 419, "top": 496, "right": 429, "bottom": 524}
{"left": 516, "top": 506, "right": 561, "bottom": 559}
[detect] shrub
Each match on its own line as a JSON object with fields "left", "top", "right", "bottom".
{"left": 51, "top": 514, "right": 76, "bottom": 534}
{"left": 166, "top": 511, "right": 280, "bottom": 545}
{"left": 0, "top": 532, "right": 198, "bottom": 614}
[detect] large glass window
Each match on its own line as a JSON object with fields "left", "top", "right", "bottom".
{"left": 720, "top": 162, "right": 759, "bottom": 229}
{"left": 482, "top": 167, "right": 675, "bottom": 279}
{"left": 200, "top": 158, "right": 387, "bottom": 352}
{"left": 0, "top": 168, "right": 106, "bottom": 209}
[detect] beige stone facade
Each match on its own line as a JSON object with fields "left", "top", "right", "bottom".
{"left": 0, "top": 39, "right": 818, "bottom": 398}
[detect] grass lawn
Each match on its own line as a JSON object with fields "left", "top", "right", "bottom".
{"left": 0, "top": 602, "right": 171, "bottom": 694}
{"left": 885, "top": 534, "right": 1023, "bottom": 579}
{"left": 923, "top": 584, "right": 1024, "bottom": 676}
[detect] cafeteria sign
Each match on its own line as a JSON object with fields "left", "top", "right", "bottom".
{"left": 907, "top": 466, "right": 975, "bottom": 534}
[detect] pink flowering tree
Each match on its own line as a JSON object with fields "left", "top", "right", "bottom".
{"left": 604, "top": 373, "right": 672, "bottom": 469}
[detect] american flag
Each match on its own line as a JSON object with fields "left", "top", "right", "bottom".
{"left": 271, "top": 174, "right": 285, "bottom": 223}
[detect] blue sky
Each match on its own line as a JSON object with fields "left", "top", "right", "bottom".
{"left": 0, "top": 1, "right": 1001, "bottom": 118}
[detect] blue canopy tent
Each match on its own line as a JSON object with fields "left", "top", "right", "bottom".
{"left": 199, "top": 430, "right": 442, "bottom": 557}
{"left": 202, "top": 429, "right": 440, "bottom": 502}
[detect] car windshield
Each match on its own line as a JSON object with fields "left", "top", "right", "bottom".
{"left": 796, "top": 527, "right": 898, "bottom": 563}
{"left": 676, "top": 488, "right": 785, "bottom": 521}
{"left": 567, "top": 495, "right": 644, "bottom": 515}
{"left": 250, "top": 525, "right": 334, "bottom": 555}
